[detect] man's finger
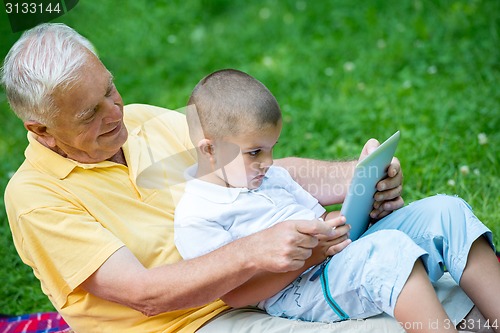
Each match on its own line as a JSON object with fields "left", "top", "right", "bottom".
{"left": 295, "top": 219, "right": 335, "bottom": 237}
{"left": 374, "top": 185, "right": 403, "bottom": 202}
{"left": 370, "top": 197, "right": 404, "bottom": 219}
{"left": 360, "top": 139, "right": 380, "bottom": 161}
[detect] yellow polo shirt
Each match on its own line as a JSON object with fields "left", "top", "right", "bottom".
{"left": 5, "top": 104, "right": 229, "bottom": 332}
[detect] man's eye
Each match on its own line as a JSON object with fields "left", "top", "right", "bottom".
{"left": 82, "top": 109, "right": 97, "bottom": 122}
{"left": 105, "top": 85, "right": 114, "bottom": 97}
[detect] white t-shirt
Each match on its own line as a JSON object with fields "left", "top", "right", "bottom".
{"left": 174, "top": 165, "right": 326, "bottom": 260}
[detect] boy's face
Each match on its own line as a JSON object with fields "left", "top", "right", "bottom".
{"left": 213, "top": 120, "right": 282, "bottom": 190}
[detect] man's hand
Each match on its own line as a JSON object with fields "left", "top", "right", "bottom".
{"left": 360, "top": 139, "right": 404, "bottom": 220}
{"left": 247, "top": 219, "right": 337, "bottom": 273}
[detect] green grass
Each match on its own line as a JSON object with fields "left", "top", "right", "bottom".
{"left": 0, "top": 0, "right": 498, "bottom": 315}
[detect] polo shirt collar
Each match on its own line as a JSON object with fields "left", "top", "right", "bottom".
{"left": 125, "top": 124, "right": 166, "bottom": 188}
{"left": 24, "top": 133, "right": 119, "bottom": 180}
{"left": 184, "top": 164, "right": 250, "bottom": 204}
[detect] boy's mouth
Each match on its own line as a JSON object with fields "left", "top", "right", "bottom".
{"left": 254, "top": 174, "right": 265, "bottom": 181}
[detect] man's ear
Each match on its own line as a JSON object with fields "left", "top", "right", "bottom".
{"left": 197, "top": 138, "right": 215, "bottom": 158}
{"left": 24, "top": 120, "right": 56, "bottom": 148}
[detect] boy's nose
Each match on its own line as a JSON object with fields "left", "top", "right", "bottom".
{"left": 260, "top": 156, "right": 273, "bottom": 169}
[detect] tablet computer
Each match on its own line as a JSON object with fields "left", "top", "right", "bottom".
{"left": 340, "top": 131, "right": 401, "bottom": 241}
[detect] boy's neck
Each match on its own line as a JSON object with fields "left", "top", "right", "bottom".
{"left": 195, "top": 162, "right": 231, "bottom": 188}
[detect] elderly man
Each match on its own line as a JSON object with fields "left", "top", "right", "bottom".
{"left": 2, "top": 23, "right": 497, "bottom": 333}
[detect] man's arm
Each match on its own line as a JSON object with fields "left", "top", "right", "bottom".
{"left": 81, "top": 218, "right": 335, "bottom": 316}
{"left": 274, "top": 157, "right": 356, "bottom": 205}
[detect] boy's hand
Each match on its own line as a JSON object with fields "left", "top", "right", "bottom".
{"left": 360, "top": 139, "right": 404, "bottom": 220}
{"left": 314, "top": 215, "right": 351, "bottom": 259}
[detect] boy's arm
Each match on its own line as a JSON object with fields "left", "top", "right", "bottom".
{"left": 321, "top": 210, "right": 341, "bottom": 220}
{"left": 221, "top": 257, "right": 319, "bottom": 307}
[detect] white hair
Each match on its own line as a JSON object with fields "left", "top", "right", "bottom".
{"left": 1, "top": 23, "right": 98, "bottom": 124}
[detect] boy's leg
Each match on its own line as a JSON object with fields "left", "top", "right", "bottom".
{"left": 263, "top": 229, "right": 462, "bottom": 331}
{"left": 365, "top": 195, "right": 495, "bottom": 332}
{"left": 458, "top": 238, "right": 500, "bottom": 333}
{"left": 395, "top": 259, "right": 457, "bottom": 332}
{"left": 459, "top": 306, "right": 496, "bottom": 333}
{"left": 364, "top": 195, "right": 494, "bottom": 283}
{"left": 260, "top": 230, "right": 427, "bottom": 323}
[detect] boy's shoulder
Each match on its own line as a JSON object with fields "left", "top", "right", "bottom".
{"left": 263, "top": 165, "right": 296, "bottom": 186}
{"left": 266, "top": 165, "right": 291, "bottom": 178}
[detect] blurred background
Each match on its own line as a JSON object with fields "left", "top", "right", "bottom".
{"left": 0, "top": 0, "right": 498, "bottom": 314}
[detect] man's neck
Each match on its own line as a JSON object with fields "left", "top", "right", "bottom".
{"left": 107, "top": 148, "right": 127, "bottom": 166}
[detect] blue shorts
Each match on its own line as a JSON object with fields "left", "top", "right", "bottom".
{"left": 260, "top": 195, "right": 493, "bottom": 323}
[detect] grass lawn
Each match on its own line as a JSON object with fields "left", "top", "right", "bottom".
{"left": 0, "top": 0, "right": 498, "bottom": 315}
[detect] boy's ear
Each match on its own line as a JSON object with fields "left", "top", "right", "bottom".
{"left": 24, "top": 120, "right": 56, "bottom": 148}
{"left": 197, "top": 138, "right": 215, "bottom": 157}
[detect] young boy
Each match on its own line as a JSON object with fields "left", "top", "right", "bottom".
{"left": 174, "top": 69, "right": 499, "bottom": 332}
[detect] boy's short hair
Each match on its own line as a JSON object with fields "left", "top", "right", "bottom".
{"left": 187, "top": 69, "right": 281, "bottom": 142}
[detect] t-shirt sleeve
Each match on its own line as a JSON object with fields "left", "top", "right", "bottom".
{"left": 174, "top": 190, "right": 234, "bottom": 260}
{"left": 15, "top": 205, "right": 124, "bottom": 308}
{"left": 174, "top": 215, "right": 233, "bottom": 260}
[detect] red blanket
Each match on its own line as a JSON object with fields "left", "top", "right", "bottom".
{"left": 0, "top": 312, "right": 70, "bottom": 333}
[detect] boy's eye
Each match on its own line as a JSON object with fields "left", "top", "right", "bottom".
{"left": 248, "top": 150, "right": 261, "bottom": 157}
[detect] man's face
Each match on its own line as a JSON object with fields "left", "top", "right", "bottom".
{"left": 43, "top": 51, "right": 128, "bottom": 163}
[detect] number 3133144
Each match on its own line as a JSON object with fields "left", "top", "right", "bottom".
{"left": 5, "top": 2, "right": 62, "bottom": 14}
